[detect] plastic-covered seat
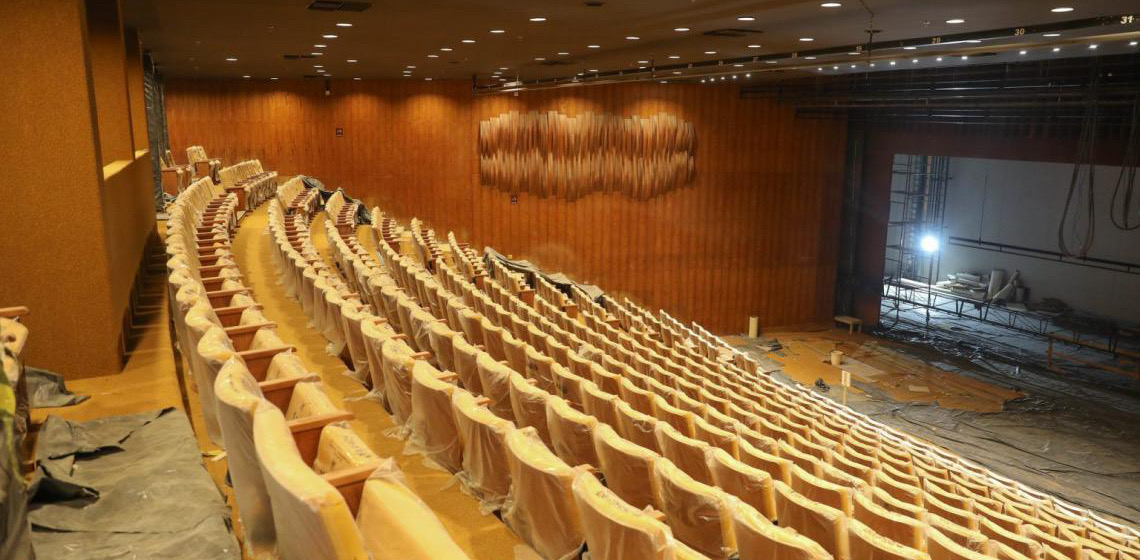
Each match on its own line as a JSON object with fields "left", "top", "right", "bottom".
{"left": 503, "top": 428, "right": 587, "bottom": 560}
{"left": 508, "top": 372, "right": 554, "bottom": 447}
{"left": 775, "top": 481, "right": 849, "bottom": 560}
{"left": 312, "top": 423, "right": 380, "bottom": 473}
{"left": 380, "top": 338, "right": 419, "bottom": 426}
{"left": 356, "top": 461, "right": 473, "bottom": 560}
{"left": 616, "top": 399, "right": 661, "bottom": 452}
{"left": 790, "top": 465, "right": 854, "bottom": 516}
{"left": 426, "top": 321, "right": 458, "bottom": 373}
{"left": 524, "top": 345, "right": 557, "bottom": 393}
{"left": 408, "top": 362, "right": 464, "bottom": 472}
{"left": 708, "top": 448, "right": 777, "bottom": 522}
{"left": 551, "top": 363, "right": 588, "bottom": 410}
{"left": 451, "top": 389, "right": 515, "bottom": 507}
{"left": 848, "top": 518, "right": 931, "bottom": 560}
{"left": 854, "top": 490, "right": 926, "bottom": 552}
{"left": 195, "top": 325, "right": 238, "bottom": 444}
{"left": 475, "top": 352, "right": 517, "bottom": 422}
{"left": 925, "top": 526, "right": 993, "bottom": 560}
{"left": 654, "top": 459, "right": 736, "bottom": 559}
{"left": 571, "top": 471, "right": 676, "bottom": 560}
{"left": 253, "top": 406, "right": 368, "bottom": 560}
{"left": 581, "top": 381, "right": 620, "bottom": 426}
{"left": 656, "top": 423, "right": 714, "bottom": 485}
{"left": 362, "top": 319, "right": 400, "bottom": 392}
{"left": 653, "top": 394, "right": 696, "bottom": 437}
{"left": 730, "top": 500, "right": 832, "bottom": 560}
{"left": 546, "top": 396, "right": 599, "bottom": 468}
{"left": 593, "top": 424, "right": 661, "bottom": 510}
{"left": 451, "top": 336, "right": 483, "bottom": 393}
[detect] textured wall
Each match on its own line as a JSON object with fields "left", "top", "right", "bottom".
{"left": 166, "top": 79, "right": 848, "bottom": 332}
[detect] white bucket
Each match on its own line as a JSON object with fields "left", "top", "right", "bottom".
{"left": 830, "top": 350, "right": 843, "bottom": 367}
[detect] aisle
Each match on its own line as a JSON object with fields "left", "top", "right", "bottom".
{"left": 231, "top": 205, "right": 534, "bottom": 560}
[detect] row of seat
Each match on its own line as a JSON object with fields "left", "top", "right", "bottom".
{"left": 276, "top": 176, "right": 320, "bottom": 219}
{"left": 166, "top": 180, "right": 470, "bottom": 560}
{"left": 218, "top": 159, "right": 277, "bottom": 211}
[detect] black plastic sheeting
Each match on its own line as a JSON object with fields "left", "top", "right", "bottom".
{"left": 24, "top": 368, "right": 88, "bottom": 408}
{"left": 484, "top": 248, "right": 604, "bottom": 301}
{"left": 28, "top": 408, "right": 240, "bottom": 559}
{"left": 144, "top": 53, "right": 170, "bottom": 211}
{"left": 308, "top": 178, "right": 372, "bottom": 225}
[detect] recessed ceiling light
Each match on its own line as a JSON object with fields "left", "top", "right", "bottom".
{"left": 1052, "top": 47, "right": 1061, "bottom": 52}
{"left": 1050, "top": 6, "right": 1074, "bottom": 12}
{"left": 1089, "top": 44, "right": 1098, "bottom": 49}
{"left": 672, "top": 70, "right": 682, "bottom": 74}
{"left": 889, "top": 60, "right": 896, "bottom": 65}
{"left": 353, "top": 77, "right": 361, "bottom": 80}
{"left": 314, "top": 64, "right": 324, "bottom": 68}
{"left": 427, "top": 54, "right": 439, "bottom": 58}
{"left": 323, "top": 34, "right": 338, "bottom": 38}
{"left": 804, "top": 56, "right": 816, "bottom": 60}
{"left": 821, "top": 2, "right": 842, "bottom": 6}
{"left": 490, "top": 29, "right": 506, "bottom": 34}
{"left": 674, "top": 27, "right": 690, "bottom": 32}
{"left": 733, "top": 63, "right": 743, "bottom": 67}
{"left": 1019, "top": 50, "right": 1027, "bottom": 55}
{"left": 407, "top": 65, "right": 417, "bottom": 68}
{"left": 961, "top": 55, "right": 969, "bottom": 60}
{"left": 336, "top": 22, "right": 352, "bottom": 27}
{"left": 850, "top": 64, "right": 856, "bottom": 68}
{"left": 704, "top": 50, "right": 717, "bottom": 54}
{"left": 911, "top": 59, "right": 918, "bottom": 63}
{"left": 425, "top": 77, "right": 433, "bottom": 81}
{"left": 668, "top": 54, "right": 680, "bottom": 59}
{"left": 440, "top": 47, "right": 453, "bottom": 51}
{"left": 314, "top": 44, "right": 327, "bottom": 48}
{"left": 310, "top": 52, "right": 323, "bottom": 56}
{"left": 738, "top": 16, "right": 755, "bottom": 21}
{"left": 832, "top": 65, "right": 838, "bottom": 69}
{"left": 225, "top": 57, "right": 237, "bottom": 62}
{"left": 499, "top": 67, "right": 508, "bottom": 70}
{"left": 869, "top": 63, "right": 875, "bottom": 67}
{"left": 945, "top": 18, "right": 965, "bottom": 24}
{"left": 848, "top": 51, "right": 860, "bottom": 55}
{"left": 748, "top": 44, "right": 761, "bottom": 48}
{"left": 461, "top": 39, "right": 476, "bottom": 43}
{"left": 746, "top": 73, "right": 751, "bottom": 77}
{"left": 557, "top": 51, "right": 570, "bottom": 55}
{"left": 270, "top": 77, "right": 278, "bottom": 80}
{"left": 626, "top": 36, "right": 640, "bottom": 40}
{"left": 534, "top": 57, "right": 546, "bottom": 61}
{"left": 529, "top": 17, "right": 546, "bottom": 22}
{"left": 817, "top": 67, "right": 823, "bottom": 71}
{"left": 588, "top": 68, "right": 598, "bottom": 72}
{"left": 242, "top": 75, "right": 251, "bottom": 78}
{"left": 766, "top": 60, "right": 777, "bottom": 64}
{"left": 799, "top": 37, "right": 814, "bottom": 42}
{"left": 347, "top": 59, "right": 357, "bottom": 63}
{"left": 638, "top": 60, "right": 650, "bottom": 64}
{"left": 1043, "top": 33, "right": 1061, "bottom": 37}
{"left": 588, "top": 44, "right": 601, "bottom": 49}
{"left": 903, "top": 46, "right": 916, "bottom": 50}
{"left": 1132, "top": 41, "right": 1139, "bottom": 46}
{"left": 936, "top": 57, "right": 942, "bottom": 61}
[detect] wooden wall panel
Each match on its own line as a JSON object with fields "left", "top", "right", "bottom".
{"left": 166, "top": 79, "right": 847, "bottom": 333}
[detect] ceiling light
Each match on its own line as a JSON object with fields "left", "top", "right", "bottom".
{"left": 848, "top": 51, "right": 860, "bottom": 55}
{"left": 534, "top": 57, "right": 546, "bottom": 61}
{"left": 270, "top": 77, "right": 278, "bottom": 80}
{"left": 529, "top": 17, "right": 546, "bottom": 22}
{"left": 1019, "top": 50, "right": 1027, "bottom": 55}
{"left": 965, "top": 39, "right": 981, "bottom": 43}
{"left": 314, "top": 64, "right": 324, "bottom": 68}
{"left": 799, "top": 37, "right": 814, "bottom": 42}
{"left": 242, "top": 75, "right": 251, "bottom": 78}
{"left": 674, "top": 27, "right": 690, "bottom": 32}
{"left": 832, "top": 66, "right": 838, "bottom": 69}
{"left": 425, "top": 77, "right": 433, "bottom": 81}
{"left": 701, "top": 79, "right": 706, "bottom": 83}
{"left": 821, "top": 2, "right": 842, "bottom": 6}
{"left": 732, "top": 75, "right": 737, "bottom": 79}
{"left": 733, "top": 63, "right": 743, "bottom": 67}
{"left": 936, "top": 57, "right": 942, "bottom": 61}
{"left": 557, "top": 51, "right": 569, "bottom": 55}
{"left": 499, "top": 67, "right": 508, "bottom": 70}
{"left": 588, "top": 68, "right": 598, "bottom": 72}
{"left": 347, "top": 59, "right": 357, "bottom": 63}
{"left": 314, "top": 44, "right": 327, "bottom": 48}
{"left": 427, "top": 54, "right": 439, "bottom": 58}
{"left": 1132, "top": 41, "right": 1139, "bottom": 46}
{"left": 1044, "top": 33, "right": 1061, "bottom": 37}
{"left": 588, "top": 44, "right": 600, "bottom": 49}
{"left": 336, "top": 22, "right": 352, "bottom": 27}
{"left": 1053, "top": 47, "right": 1061, "bottom": 52}
{"left": 407, "top": 65, "right": 416, "bottom": 68}
{"left": 659, "top": 80, "right": 667, "bottom": 84}
{"left": 903, "top": 46, "right": 916, "bottom": 50}
{"left": 720, "top": 76, "right": 725, "bottom": 80}
{"left": 225, "top": 57, "right": 237, "bottom": 62}
{"left": 1089, "top": 44, "right": 1098, "bottom": 49}
{"left": 817, "top": 67, "right": 823, "bottom": 71}
{"left": 869, "top": 63, "right": 875, "bottom": 66}
{"left": 766, "top": 60, "right": 777, "bottom": 64}
{"left": 889, "top": 60, "right": 896, "bottom": 65}
{"left": 945, "top": 19, "right": 964, "bottom": 24}
{"left": 704, "top": 50, "right": 717, "bottom": 54}
{"left": 805, "top": 56, "right": 816, "bottom": 60}
{"left": 745, "top": 73, "right": 751, "bottom": 77}
{"left": 738, "top": 16, "right": 755, "bottom": 21}
{"left": 323, "top": 34, "right": 338, "bottom": 38}
{"left": 461, "top": 39, "right": 476, "bottom": 43}
{"left": 490, "top": 29, "right": 506, "bottom": 34}
{"left": 912, "top": 59, "right": 918, "bottom": 63}
{"left": 638, "top": 60, "right": 649, "bottom": 64}
{"left": 440, "top": 47, "right": 453, "bottom": 51}
{"left": 626, "top": 36, "right": 640, "bottom": 40}
{"left": 672, "top": 70, "right": 682, "bottom": 74}
{"left": 1050, "top": 6, "right": 1074, "bottom": 12}
{"left": 748, "top": 44, "right": 761, "bottom": 48}
{"left": 850, "top": 64, "right": 856, "bottom": 68}
{"left": 310, "top": 52, "right": 323, "bottom": 56}
{"left": 961, "top": 55, "right": 969, "bottom": 60}
{"left": 353, "top": 77, "right": 361, "bottom": 81}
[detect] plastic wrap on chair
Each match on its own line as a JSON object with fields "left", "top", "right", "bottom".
{"left": 925, "top": 525, "right": 993, "bottom": 560}
{"left": 708, "top": 448, "right": 777, "bottom": 522}
{"left": 361, "top": 319, "right": 399, "bottom": 392}
{"left": 265, "top": 352, "right": 313, "bottom": 382}
{"left": 546, "top": 396, "right": 600, "bottom": 468}
{"left": 196, "top": 326, "right": 237, "bottom": 445}
{"left": 790, "top": 465, "right": 853, "bottom": 516}
{"left": 775, "top": 481, "right": 849, "bottom": 560}
{"left": 508, "top": 372, "right": 554, "bottom": 447}
{"left": 524, "top": 344, "right": 556, "bottom": 393}
{"left": 427, "top": 321, "right": 458, "bottom": 372}
{"left": 253, "top": 406, "right": 368, "bottom": 560}
{"left": 656, "top": 423, "right": 714, "bottom": 485}
{"left": 854, "top": 491, "right": 926, "bottom": 552}
{"left": 593, "top": 424, "right": 660, "bottom": 511}
{"left": 551, "top": 363, "right": 587, "bottom": 410}
{"left": 616, "top": 399, "right": 661, "bottom": 453}
{"left": 409, "top": 308, "right": 439, "bottom": 363}
{"left": 739, "top": 439, "right": 792, "bottom": 485}
{"left": 730, "top": 499, "right": 832, "bottom": 560}
{"left": 452, "top": 336, "right": 483, "bottom": 393}
{"left": 475, "top": 352, "right": 517, "bottom": 422}
{"left": 339, "top": 306, "right": 371, "bottom": 379}
{"left": 927, "top": 514, "right": 988, "bottom": 553}
{"left": 314, "top": 423, "right": 379, "bottom": 473}
{"left": 502, "top": 428, "right": 588, "bottom": 560}
{"left": 380, "top": 338, "right": 418, "bottom": 427}
{"left": 356, "top": 459, "right": 473, "bottom": 560}
{"left": 581, "top": 381, "right": 620, "bottom": 427}
{"left": 451, "top": 389, "right": 515, "bottom": 510}
{"left": 653, "top": 459, "right": 736, "bottom": 559}
{"left": 285, "top": 381, "right": 339, "bottom": 419}
{"left": 408, "top": 362, "right": 463, "bottom": 472}
{"left": 849, "top": 518, "right": 931, "bottom": 560}
{"left": 214, "top": 358, "right": 275, "bottom": 558}
{"left": 571, "top": 471, "right": 677, "bottom": 560}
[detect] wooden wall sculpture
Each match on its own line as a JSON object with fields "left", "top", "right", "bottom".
{"left": 478, "top": 111, "right": 696, "bottom": 200}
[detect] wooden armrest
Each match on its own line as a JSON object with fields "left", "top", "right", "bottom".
{"left": 258, "top": 374, "right": 319, "bottom": 411}
{"left": 224, "top": 322, "right": 277, "bottom": 351}
{"left": 411, "top": 352, "right": 431, "bottom": 360}
{"left": 474, "top": 397, "right": 491, "bottom": 407}
{"left": 287, "top": 410, "right": 356, "bottom": 466}
{"left": 214, "top": 304, "right": 258, "bottom": 327}
{"left": 322, "top": 461, "right": 382, "bottom": 516}
{"left": 0, "top": 307, "right": 30, "bottom": 318}
{"left": 237, "top": 346, "right": 294, "bottom": 381}
{"left": 437, "top": 372, "right": 459, "bottom": 382}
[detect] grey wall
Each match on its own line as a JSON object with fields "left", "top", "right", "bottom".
{"left": 937, "top": 156, "right": 1140, "bottom": 323}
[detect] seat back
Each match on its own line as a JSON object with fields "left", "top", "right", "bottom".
{"left": 654, "top": 459, "right": 736, "bottom": 559}
{"left": 508, "top": 372, "right": 554, "bottom": 447}
{"left": 380, "top": 338, "right": 418, "bottom": 425}
{"left": 730, "top": 500, "right": 832, "bottom": 560}
{"left": 475, "top": 351, "right": 516, "bottom": 421}
{"left": 848, "top": 518, "right": 931, "bottom": 560}
{"left": 571, "top": 471, "right": 677, "bottom": 560}
{"left": 593, "top": 424, "right": 661, "bottom": 510}
{"left": 451, "top": 389, "right": 515, "bottom": 506}
{"left": 656, "top": 423, "right": 714, "bottom": 485}
{"left": 408, "top": 361, "right": 463, "bottom": 472}
{"left": 503, "top": 428, "right": 587, "bottom": 560}
{"left": 356, "top": 461, "right": 473, "bottom": 560}
{"left": 708, "top": 448, "right": 777, "bottom": 522}
{"left": 545, "top": 396, "right": 599, "bottom": 468}
{"left": 775, "top": 481, "right": 849, "bottom": 560}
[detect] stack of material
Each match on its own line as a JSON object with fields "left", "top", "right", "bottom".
{"left": 936, "top": 272, "right": 990, "bottom": 300}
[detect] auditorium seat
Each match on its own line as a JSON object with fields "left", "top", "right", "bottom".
{"left": 355, "top": 462, "right": 472, "bottom": 560}
{"left": 776, "top": 481, "right": 850, "bottom": 560}
{"left": 475, "top": 351, "right": 518, "bottom": 422}
{"left": 730, "top": 500, "right": 833, "bottom": 560}
{"left": 407, "top": 362, "right": 464, "bottom": 472}
{"left": 656, "top": 422, "right": 714, "bottom": 485}
{"left": 854, "top": 490, "right": 927, "bottom": 552}
{"left": 848, "top": 518, "right": 931, "bottom": 560}
{"left": 653, "top": 459, "right": 736, "bottom": 559}
{"left": 615, "top": 398, "right": 662, "bottom": 452}
{"left": 507, "top": 371, "right": 554, "bottom": 447}
{"left": 593, "top": 424, "right": 661, "bottom": 510}
{"left": 708, "top": 448, "right": 777, "bottom": 522}
{"left": 571, "top": 471, "right": 676, "bottom": 560}
{"left": 925, "top": 525, "right": 994, "bottom": 560}
{"left": 502, "top": 427, "right": 587, "bottom": 560}
{"left": 546, "top": 396, "right": 600, "bottom": 468}
{"left": 790, "top": 464, "right": 854, "bottom": 516}
{"left": 451, "top": 389, "right": 515, "bottom": 507}
{"left": 381, "top": 338, "right": 427, "bottom": 426}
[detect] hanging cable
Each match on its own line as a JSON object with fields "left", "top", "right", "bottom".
{"left": 1057, "top": 63, "right": 1100, "bottom": 258}
{"left": 1109, "top": 94, "right": 1140, "bottom": 231}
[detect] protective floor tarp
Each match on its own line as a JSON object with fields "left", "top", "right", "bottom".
{"left": 24, "top": 367, "right": 89, "bottom": 408}
{"left": 484, "top": 248, "right": 603, "bottom": 301}
{"left": 28, "top": 408, "right": 240, "bottom": 559}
